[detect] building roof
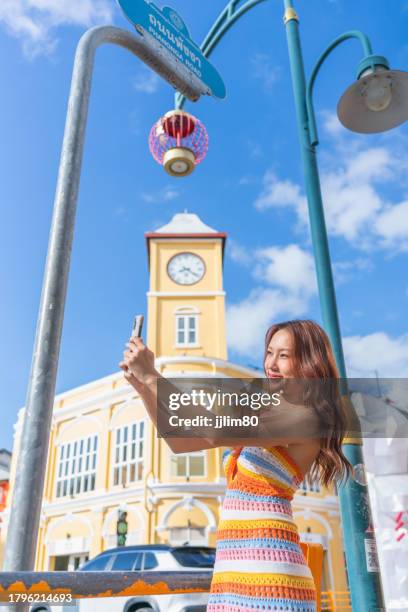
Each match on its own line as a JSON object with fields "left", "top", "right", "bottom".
{"left": 145, "top": 211, "right": 227, "bottom": 265}
{"left": 152, "top": 211, "right": 219, "bottom": 234}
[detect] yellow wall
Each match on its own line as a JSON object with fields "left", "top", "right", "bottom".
{"left": 147, "top": 238, "right": 227, "bottom": 360}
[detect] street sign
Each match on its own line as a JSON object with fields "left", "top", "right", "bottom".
{"left": 117, "top": 0, "right": 226, "bottom": 99}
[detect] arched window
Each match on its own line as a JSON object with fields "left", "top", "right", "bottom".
{"left": 56, "top": 434, "right": 98, "bottom": 497}
{"left": 156, "top": 497, "right": 216, "bottom": 547}
{"left": 174, "top": 306, "right": 200, "bottom": 347}
{"left": 112, "top": 420, "right": 145, "bottom": 487}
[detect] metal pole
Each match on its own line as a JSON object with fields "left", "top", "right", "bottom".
{"left": 1, "top": 24, "right": 205, "bottom": 612}
{"left": 283, "top": 2, "right": 385, "bottom": 609}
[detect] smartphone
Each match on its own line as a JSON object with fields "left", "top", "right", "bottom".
{"left": 132, "top": 314, "right": 144, "bottom": 338}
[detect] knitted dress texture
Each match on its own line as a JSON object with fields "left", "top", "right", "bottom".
{"left": 207, "top": 446, "right": 317, "bottom": 612}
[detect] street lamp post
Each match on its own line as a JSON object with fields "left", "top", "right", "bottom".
{"left": 177, "top": 1, "right": 408, "bottom": 609}
{"left": 282, "top": 5, "right": 383, "bottom": 610}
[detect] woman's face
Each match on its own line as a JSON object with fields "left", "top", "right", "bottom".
{"left": 265, "top": 329, "right": 296, "bottom": 380}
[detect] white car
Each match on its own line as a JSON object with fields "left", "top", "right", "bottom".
{"left": 30, "top": 545, "right": 215, "bottom": 612}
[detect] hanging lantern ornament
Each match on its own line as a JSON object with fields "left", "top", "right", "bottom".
{"left": 149, "top": 110, "right": 209, "bottom": 177}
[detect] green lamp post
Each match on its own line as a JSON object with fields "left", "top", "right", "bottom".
{"left": 176, "top": 1, "right": 408, "bottom": 609}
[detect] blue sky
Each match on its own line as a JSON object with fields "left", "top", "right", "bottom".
{"left": 1, "top": 0, "right": 408, "bottom": 451}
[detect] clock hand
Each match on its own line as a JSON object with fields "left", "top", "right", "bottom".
{"left": 180, "top": 267, "right": 199, "bottom": 277}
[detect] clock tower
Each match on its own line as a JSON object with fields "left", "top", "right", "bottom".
{"left": 145, "top": 212, "right": 227, "bottom": 361}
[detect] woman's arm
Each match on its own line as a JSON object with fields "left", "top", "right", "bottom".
{"left": 120, "top": 337, "right": 321, "bottom": 453}
{"left": 120, "top": 337, "right": 218, "bottom": 453}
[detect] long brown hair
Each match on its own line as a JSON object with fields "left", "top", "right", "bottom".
{"left": 264, "top": 319, "right": 352, "bottom": 488}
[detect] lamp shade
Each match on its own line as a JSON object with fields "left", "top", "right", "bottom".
{"left": 338, "top": 69, "right": 408, "bottom": 134}
{"left": 149, "top": 110, "right": 209, "bottom": 177}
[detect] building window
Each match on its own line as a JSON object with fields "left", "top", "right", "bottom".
{"left": 176, "top": 315, "right": 197, "bottom": 346}
{"left": 113, "top": 421, "right": 145, "bottom": 486}
{"left": 170, "top": 451, "right": 206, "bottom": 479}
{"left": 56, "top": 435, "right": 98, "bottom": 498}
{"left": 169, "top": 524, "right": 207, "bottom": 546}
{"left": 174, "top": 307, "right": 200, "bottom": 347}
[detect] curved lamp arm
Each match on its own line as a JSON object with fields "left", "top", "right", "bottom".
{"left": 175, "top": 0, "right": 269, "bottom": 109}
{"left": 306, "top": 30, "right": 373, "bottom": 146}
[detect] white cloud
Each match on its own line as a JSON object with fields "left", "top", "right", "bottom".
{"left": 253, "top": 144, "right": 408, "bottom": 251}
{"left": 141, "top": 186, "right": 181, "bottom": 204}
{"left": 322, "top": 173, "right": 383, "bottom": 242}
{"left": 345, "top": 147, "right": 393, "bottom": 183}
{"left": 227, "top": 243, "right": 316, "bottom": 356}
{"left": 253, "top": 244, "right": 317, "bottom": 296}
{"left": 344, "top": 332, "right": 408, "bottom": 377}
{"left": 374, "top": 200, "right": 408, "bottom": 251}
{"left": 322, "top": 146, "right": 404, "bottom": 245}
{"left": 251, "top": 53, "right": 281, "bottom": 89}
{"left": 321, "top": 110, "right": 344, "bottom": 138}
{"left": 228, "top": 240, "right": 252, "bottom": 266}
{"left": 0, "top": 0, "right": 113, "bottom": 57}
{"left": 133, "top": 69, "right": 160, "bottom": 94}
{"left": 227, "top": 288, "right": 308, "bottom": 356}
{"left": 162, "top": 187, "right": 180, "bottom": 201}
{"left": 254, "top": 170, "right": 308, "bottom": 223}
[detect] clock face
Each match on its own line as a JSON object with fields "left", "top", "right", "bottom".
{"left": 167, "top": 252, "right": 206, "bottom": 285}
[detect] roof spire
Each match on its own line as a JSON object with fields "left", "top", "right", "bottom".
{"left": 153, "top": 211, "right": 218, "bottom": 234}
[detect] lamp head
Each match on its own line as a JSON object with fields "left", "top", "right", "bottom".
{"left": 149, "top": 110, "right": 209, "bottom": 177}
{"left": 337, "top": 55, "right": 408, "bottom": 133}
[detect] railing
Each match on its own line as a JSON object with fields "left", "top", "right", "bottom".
{"left": 0, "top": 575, "right": 352, "bottom": 610}
{"left": 0, "top": 544, "right": 338, "bottom": 609}
{"left": 0, "top": 571, "right": 213, "bottom": 603}
{"left": 321, "top": 590, "right": 352, "bottom": 611}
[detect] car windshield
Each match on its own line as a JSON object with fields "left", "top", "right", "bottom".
{"left": 172, "top": 547, "right": 215, "bottom": 568}
{"left": 80, "top": 556, "right": 110, "bottom": 571}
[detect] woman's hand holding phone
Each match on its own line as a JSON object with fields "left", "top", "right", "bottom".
{"left": 119, "top": 315, "right": 158, "bottom": 394}
{"left": 119, "top": 336, "right": 158, "bottom": 393}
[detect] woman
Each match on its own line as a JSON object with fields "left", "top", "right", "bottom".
{"left": 120, "top": 319, "right": 352, "bottom": 612}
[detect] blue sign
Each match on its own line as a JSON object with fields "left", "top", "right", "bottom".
{"left": 117, "top": 0, "right": 226, "bottom": 99}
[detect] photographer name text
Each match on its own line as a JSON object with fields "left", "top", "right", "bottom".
{"left": 168, "top": 414, "right": 259, "bottom": 428}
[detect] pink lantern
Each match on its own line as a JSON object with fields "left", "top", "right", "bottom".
{"left": 149, "top": 110, "right": 209, "bottom": 177}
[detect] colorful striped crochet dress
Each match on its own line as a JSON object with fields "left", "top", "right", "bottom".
{"left": 207, "top": 446, "right": 317, "bottom": 612}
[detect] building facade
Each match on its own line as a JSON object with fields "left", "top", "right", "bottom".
{"left": 1, "top": 212, "right": 348, "bottom": 596}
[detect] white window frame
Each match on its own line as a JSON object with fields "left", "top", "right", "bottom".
{"left": 174, "top": 307, "right": 200, "bottom": 348}
{"left": 56, "top": 435, "right": 98, "bottom": 498}
{"left": 168, "top": 524, "right": 207, "bottom": 546}
{"left": 112, "top": 420, "right": 145, "bottom": 487}
{"left": 169, "top": 450, "right": 207, "bottom": 480}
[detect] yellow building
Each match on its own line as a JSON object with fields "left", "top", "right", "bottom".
{"left": 1, "top": 212, "right": 348, "bottom": 597}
